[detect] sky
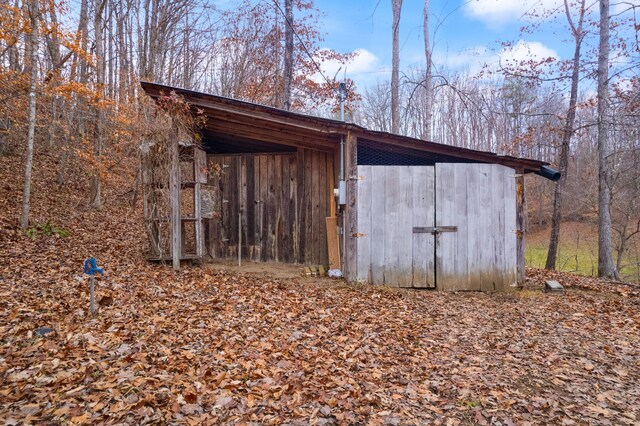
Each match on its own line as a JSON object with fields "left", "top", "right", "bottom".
{"left": 308, "top": 0, "right": 638, "bottom": 90}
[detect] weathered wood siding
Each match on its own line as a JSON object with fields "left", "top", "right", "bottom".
{"left": 207, "top": 149, "right": 334, "bottom": 265}
{"left": 355, "top": 165, "right": 436, "bottom": 288}
{"left": 354, "top": 163, "right": 516, "bottom": 291}
{"left": 435, "top": 163, "right": 517, "bottom": 291}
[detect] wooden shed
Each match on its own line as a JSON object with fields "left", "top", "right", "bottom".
{"left": 141, "top": 82, "right": 559, "bottom": 291}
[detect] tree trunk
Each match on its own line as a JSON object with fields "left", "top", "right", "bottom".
{"left": 391, "top": 0, "right": 402, "bottom": 134}
{"left": 90, "top": 0, "right": 107, "bottom": 209}
{"left": 545, "top": 0, "right": 585, "bottom": 270}
{"left": 20, "top": 0, "right": 39, "bottom": 229}
{"left": 596, "top": 0, "right": 618, "bottom": 279}
{"left": 422, "top": 0, "right": 432, "bottom": 141}
{"left": 283, "top": 0, "right": 293, "bottom": 111}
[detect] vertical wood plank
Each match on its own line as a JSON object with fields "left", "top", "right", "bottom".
{"left": 478, "top": 164, "right": 493, "bottom": 291}
{"left": 259, "top": 155, "right": 269, "bottom": 261}
{"left": 344, "top": 132, "right": 358, "bottom": 280}
{"left": 274, "top": 155, "right": 283, "bottom": 261}
{"left": 318, "top": 152, "right": 328, "bottom": 266}
{"left": 397, "top": 166, "right": 413, "bottom": 287}
{"left": 210, "top": 157, "right": 221, "bottom": 258}
{"left": 304, "top": 149, "right": 313, "bottom": 263}
{"left": 505, "top": 166, "right": 518, "bottom": 288}
{"left": 412, "top": 167, "right": 435, "bottom": 288}
{"left": 246, "top": 155, "right": 255, "bottom": 250}
{"left": 253, "top": 155, "right": 262, "bottom": 261}
{"left": 229, "top": 157, "right": 238, "bottom": 257}
{"left": 466, "top": 164, "right": 482, "bottom": 291}
{"left": 266, "top": 155, "right": 276, "bottom": 261}
{"left": 425, "top": 166, "right": 436, "bottom": 288}
{"left": 291, "top": 153, "right": 299, "bottom": 262}
{"left": 239, "top": 155, "right": 247, "bottom": 259}
{"left": 515, "top": 168, "right": 526, "bottom": 286}
{"left": 370, "top": 166, "right": 386, "bottom": 284}
{"left": 453, "top": 163, "right": 469, "bottom": 291}
{"left": 488, "top": 164, "right": 505, "bottom": 291}
{"left": 435, "top": 163, "right": 457, "bottom": 291}
{"left": 169, "top": 136, "right": 181, "bottom": 269}
{"left": 297, "top": 149, "right": 307, "bottom": 263}
{"left": 326, "top": 217, "right": 341, "bottom": 269}
{"left": 328, "top": 151, "right": 336, "bottom": 217}
{"left": 384, "top": 167, "right": 400, "bottom": 286}
{"left": 281, "top": 154, "right": 292, "bottom": 262}
{"left": 356, "top": 165, "right": 372, "bottom": 282}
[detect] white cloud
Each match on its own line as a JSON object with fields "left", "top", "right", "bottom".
{"left": 463, "top": 0, "right": 563, "bottom": 28}
{"left": 499, "top": 40, "right": 559, "bottom": 65}
{"left": 434, "top": 46, "right": 491, "bottom": 74}
{"left": 313, "top": 48, "right": 386, "bottom": 89}
{"left": 433, "top": 41, "right": 558, "bottom": 77}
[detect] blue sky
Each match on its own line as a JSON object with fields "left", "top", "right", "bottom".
{"left": 309, "top": 0, "right": 637, "bottom": 90}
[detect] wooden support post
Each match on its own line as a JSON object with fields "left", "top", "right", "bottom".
{"left": 516, "top": 169, "right": 525, "bottom": 286}
{"left": 170, "top": 133, "right": 181, "bottom": 270}
{"left": 344, "top": 132, "right": 358, "bottom": 281}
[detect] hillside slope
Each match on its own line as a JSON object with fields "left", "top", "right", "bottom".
{"left": 1, "top": 150, "right": 639, "bottom": 425}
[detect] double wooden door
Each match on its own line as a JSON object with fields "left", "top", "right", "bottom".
{"left": 355, "top": 163, "right": 517, "bottom": 291}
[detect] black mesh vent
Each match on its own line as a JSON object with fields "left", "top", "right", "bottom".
{"left": 357, "top": 139, "right": 479, "bottom": 166}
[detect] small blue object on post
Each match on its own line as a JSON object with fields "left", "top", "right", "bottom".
{"left": 84, "top": 258, "right": 104, "bottom": 276}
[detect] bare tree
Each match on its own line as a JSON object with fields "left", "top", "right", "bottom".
{"left": 89, "top": 0, "right": 107, "bottom": 209}
{"left": 283, "top": 0, "right": 293, "bottom": 110}
{"left": 545, "top": 0, "right": 587, "bottom": 270}
{"left": 422, "top": 0, "right": 432, "bottom": 141}
{"left": 596, "top": 0, "right": 618, "bottom": 278}
{"left": 391, "top": 0, "right": 402, "bottom": 134}
{"left": 20, "top": 0, "right": 39, "bottom": 228}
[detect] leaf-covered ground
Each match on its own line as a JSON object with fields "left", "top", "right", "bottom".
{"left": 1, "top": 152, "right": 639, "bottom": 425}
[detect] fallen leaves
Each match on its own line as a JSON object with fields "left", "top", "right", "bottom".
{"left": 1, "top": 152, "right": 640, "bottom": 425}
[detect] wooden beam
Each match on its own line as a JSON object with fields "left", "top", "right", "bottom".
{"left": 356, "top": 131, "right": 544, "bottom": 172}
{"left": 169, "top": 127, "right": 181, "bottom": 270}
{"left": 344, "top": 132, "right": 358, "bottom": 281}
{"left": 202, "top": 117, "right": 337, "bottom": 152}
{"left": 516, "top": 169, "right": 526, "bottom": 286}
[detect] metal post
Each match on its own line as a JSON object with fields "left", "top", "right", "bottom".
{"left": 90, "top": 276, "right": 95, "bottom": 315}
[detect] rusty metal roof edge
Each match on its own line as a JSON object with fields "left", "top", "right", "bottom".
{"left": 140, "top": 81, "right": 549, "bottom": 171}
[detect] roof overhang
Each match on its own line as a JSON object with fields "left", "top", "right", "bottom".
{"left": 140, "top": 81, "right": 555, "bottom": 177}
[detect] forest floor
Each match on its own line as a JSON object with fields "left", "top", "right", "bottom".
{"left": 1, "top": 150, "right": 639, "bottom": 425}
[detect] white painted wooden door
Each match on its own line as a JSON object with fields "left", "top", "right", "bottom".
{"left": 355, "top": 166, "right": 435, "bottom": 287}
{"left": 435, "top": 163, "right": 517, "bottom": 291}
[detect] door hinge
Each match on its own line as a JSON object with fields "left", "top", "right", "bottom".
{"left": 352, "top": 233, "right": 367, "bottom": 238}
